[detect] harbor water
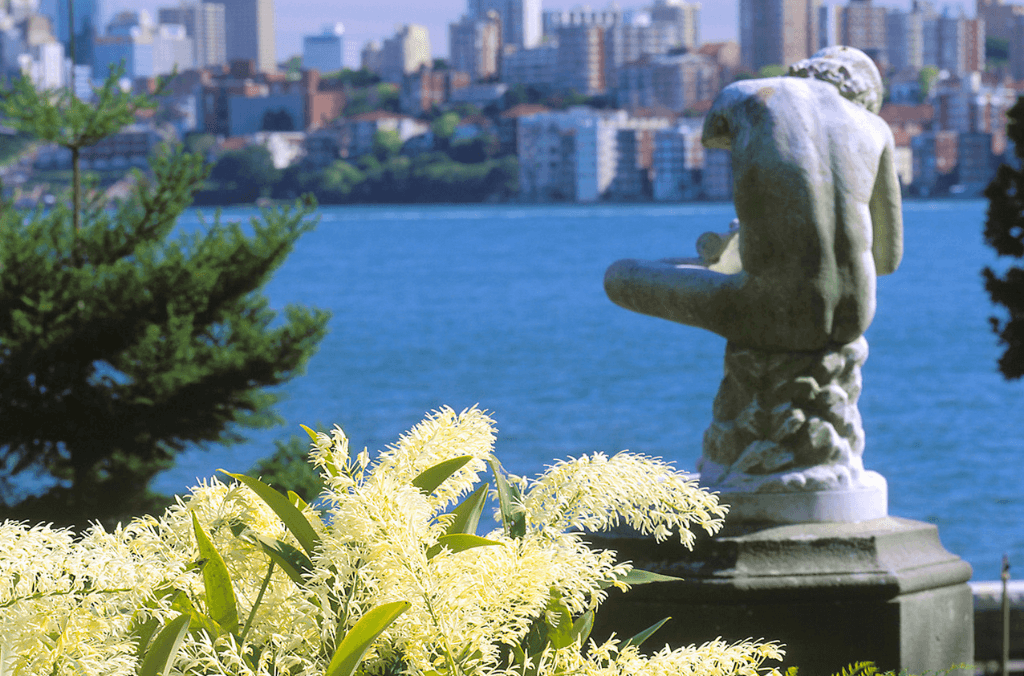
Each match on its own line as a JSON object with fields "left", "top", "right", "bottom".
{"left": 155, "top": 199, "right": 1024, "bottom": 581}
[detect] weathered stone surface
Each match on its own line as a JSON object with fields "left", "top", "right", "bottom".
{"left": 587, "top": 518, "right": 973, "bottom": 675}
{"left": 605, "top": 46, "right": 902, "bottom": 354}
{"left": 698, "top": 337, "right": 870, "bottom": 493}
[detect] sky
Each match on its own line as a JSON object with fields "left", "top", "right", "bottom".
{"left": 102, "top": 0, "right": 979, "bottom": 65}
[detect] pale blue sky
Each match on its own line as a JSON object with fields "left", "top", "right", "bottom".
{"left": 104, "top": 0, "right": 977, "bottom": 65}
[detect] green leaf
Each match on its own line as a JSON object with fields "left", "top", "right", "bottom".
{"left": 191, "top": 512, "right": 239, "bottom": 634}
{"left": 444, "top": 482, "right": 489, "bottom": 535}
{"left": 487, "top": 455, "right": 525, "bottom": 539}
{"left": 221, "top": 470, "right": 321, "bottom": 558}
{"left": 170, "top": 590, "right": 225, "bottom": 636}
{"left": 600, "top": 568, "right": 680, "bottom": 589}
{"left": 239, "top": 561, "right": 275, "bottom": 642}
{"left": 251, "top": 533, "right": 314, "bottom": 586}
{"left": 288, "top": 490, "right": 310, "bottom": 510}
{"left": 542, "top": 591, "right": 574, "bottom": 650}
{"left": 426, "top": 534, "right": 501, "bottom": 559}
{"left": 570, "top": 609, "right": 594, "bottom": 647}
{"left": 325, "top": 601, "right": 411, "bottom": 676}
{"left": 137, "top": 614, "right": 190, "bottom": 676}
{"left": 622, "top": 617, "right": 670, "bottom": 650}
{"left": 300, "top": 424, "right": 318, "bottom": 441}
{"left": 411, "top": 456, "right": 473, "bottom": 495}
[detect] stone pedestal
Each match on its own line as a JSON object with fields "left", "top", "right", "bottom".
{"left": 589, "top": 518, "right": 973, "bottom": 675}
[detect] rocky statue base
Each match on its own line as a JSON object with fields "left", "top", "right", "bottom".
{"left": 588, "top": 518, "right": 973, "bottom": 674}
{"left": 698, "top": 336, "right": 888, "bottom": 523}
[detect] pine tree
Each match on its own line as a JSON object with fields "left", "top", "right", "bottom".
{"left": 983, "top": 97, "right": 1024, "bottom": 380}
{"left": 0, "top": 70, "right": 330, "bottom": 528}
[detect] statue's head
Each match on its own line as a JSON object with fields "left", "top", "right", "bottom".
{"left": 788, "top": 46, "right": 883, "bottom": 114}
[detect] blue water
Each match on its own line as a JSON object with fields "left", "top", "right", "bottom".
{"left": 155, "top": 200, "right": 1024, "bottom": 581}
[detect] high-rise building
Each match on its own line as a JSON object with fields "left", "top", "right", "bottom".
{"left": 616, "top": 52, "right": 719, "bottom": 111}
{"left": 361, "top": 40, "right": 382, "bottom": 74}
{"left": 555, "top": 24, "right": 605, "bottom": 95}
{"left": 158, "top": 3, "right": 226, "bottom": 69}
{"left": 836, "top": 0, "right": 887, "bottom": 66}
{"left": 739, "top": 0, "right": 820, "bottom": 72}
{"left": 449, "top": 12, "right": 501, "bottom": 81}
{"left": 817, "top": 4, "right": 840, "bottom": 49}
{"left": 379, "top": 24, "right": 430, "bottom": 83}
{"left": 304, "top": 23, "right": 344, "bottom": 73}
{"left": 922, "top": 10, "right": 984, "bottom": 76}
{"left": 152, "top": 23, "right": 193, "bottom": 74}
{"left": 470, "top": 0, "right": 541, "bottom": 49}
{"left": 886, "top": 7, "right": 925, "bottom": 72}
{"left": 977, "top": 0, "right": 1024, "bottom": 42}
{"left": 220, "top": 0, "right": 274, "bottom": 73}
{"left": 37, "top": 0, "right": 98, "bottom": 65}
{"left": 649, "top": 0, "right": 699, "bottom": 51}
{"left": 93, "top": 10, "right": 153, "bottom": 79}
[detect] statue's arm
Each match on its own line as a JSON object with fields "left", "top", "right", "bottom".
{"left": 870, "top": 138, "right": 903, "bottom": 275}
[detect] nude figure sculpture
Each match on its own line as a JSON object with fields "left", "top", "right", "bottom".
{"left": 605, "top": 47, "right": 903, "bottom": 521}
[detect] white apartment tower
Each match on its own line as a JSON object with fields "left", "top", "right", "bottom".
{"left": 380, "top": 24, "right": 431, "bottom": 83}
{"left": 220, "top": 0, "right": 274, "bottom": 72}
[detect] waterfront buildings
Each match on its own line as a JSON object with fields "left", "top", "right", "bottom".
{"left": 651, "top": 117, "right": 704, "bottom": 201}
{"left": 517, "top": 107, "right": 670, "bottom": 202}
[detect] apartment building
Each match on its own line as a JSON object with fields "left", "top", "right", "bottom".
{"left": 652, "top": 117, "right": 704, "bottom": 201}
{"left": 740, "top": 0, "right": 819, "bottom": 72}
{"left": 518, "top": 107, "right": 669, "bottom": 202}
{"left": 158, "top": 3, "right": 226, "bottom": 69}
{"left": 501, "top": 42, "right": 558, "bottom": 90}
{"left": 449, "top": 12, "right": 502, "bottom": 81}
{"left": 399, "top": 67, "right": 471, "bottom": 114}
{"left": 471, "top": 0, "right": 541, "bottom": 49}
{"left": 380, "top": 24, "right": 431, "bottom": 84}
{"left": 304, "top": 24, "right": 345, "bottom": 74}
{"left": 556, "top": 25, "right": 606, "bottom": 95}
{"left": 837, "top": 0, "right": 887, "bottom": 65}
{"left": 343, "top": 111, "right": 429, "bottom": 157}
{"left": 220, "top": 0, "right": 274, "bottom": 73}
{"left": 616, "top": 52, "right": 719, "bottom": 113}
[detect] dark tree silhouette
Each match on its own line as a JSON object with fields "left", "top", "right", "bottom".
{"left": 983, "top": 97, "right": 1024, "bottom": 379}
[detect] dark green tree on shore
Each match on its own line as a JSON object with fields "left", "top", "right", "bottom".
{"left": 983, "top": 97, "right": 1024, "bottom": 379}
{"left": 0, "top": 70, "right": 330, "bottom": 528}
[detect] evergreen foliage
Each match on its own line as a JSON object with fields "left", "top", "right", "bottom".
{"left": 983, "top": 97, "right": 1024, "bottom": 379}
{"left": 0, "top": 69, "right": 330, "bottom": 528}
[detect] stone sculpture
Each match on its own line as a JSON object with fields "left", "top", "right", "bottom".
{"left": 604, "top": 46, "right": 903, "bottom": 522}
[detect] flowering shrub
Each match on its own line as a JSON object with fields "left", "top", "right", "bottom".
{"left": 0, "top": 406, "right": 784, "bottom": 676}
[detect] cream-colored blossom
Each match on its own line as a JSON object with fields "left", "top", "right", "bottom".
{"left": 1, "top": 409, "right": 782, "bottom": 676}
{"left": 523, "top": 452, "right": 728, "bottom": 545}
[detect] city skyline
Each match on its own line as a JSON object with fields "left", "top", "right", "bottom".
{"left": 103, "top": 0, "right": 979, "bottom": 65}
